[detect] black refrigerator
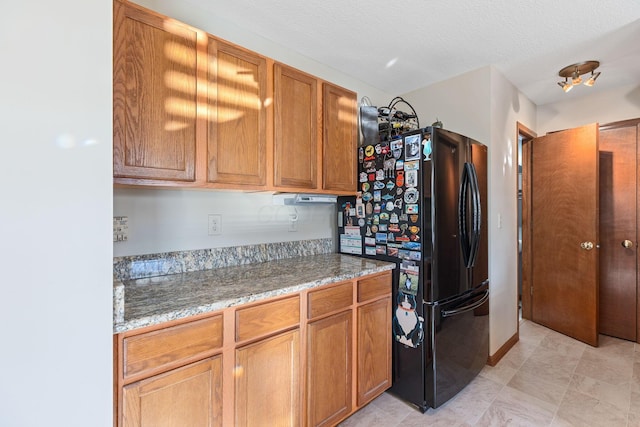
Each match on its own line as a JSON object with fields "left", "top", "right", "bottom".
{"left": 337, "top": 127, "right": 489, "bottom": 412}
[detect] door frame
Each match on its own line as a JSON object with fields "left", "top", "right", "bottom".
{"left": 516, "top": 122, "right": 536, "bottom": 324}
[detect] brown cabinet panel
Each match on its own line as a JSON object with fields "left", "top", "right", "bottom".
{"left": 322, "top": 83, "right": 357, "bottom": 192}
{"left": 207, "top": 38, "right": 267, "bottom": 186}
{"left": 114, "top": 0, "right": 199, "bottom": 181}
{"left": 235, "top": 295, "right": 300, "bottom": 342}
{"left": 273, "top": 63, "right": 318, "bottom": 189}
{"left": 357, "top": 297, "right": 392, "bottom": 406}
{"left": 357, "top": 271, "right": 392, "bottom": 302}
{"left": 123, "top": 315, "right": 223, "bottom": 379}
{"left": 123, "top": 356, "right": 222, "bottom": 427}
{"left": 235, "top": 329, "right": 300, "bottom": 426}
{"left": 307, "top": 281, "right": 353, "bottom": 320}
{"left": 307, "top": 311, "right": 352, "bottom": 427}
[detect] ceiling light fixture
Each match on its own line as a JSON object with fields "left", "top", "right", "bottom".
{"left": 557, "top": 61, "right": 600, "bottom": 92}
{"left": 557, "top": 78, "right": 573, "bottom": 92}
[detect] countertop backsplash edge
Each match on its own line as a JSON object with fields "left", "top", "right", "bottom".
{"left": 113, "top": 238, "right": 334, "bottom": 281}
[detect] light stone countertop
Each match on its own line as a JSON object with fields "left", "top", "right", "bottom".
{"left": 113, "top": 253, "right": 395, "bottom": 334}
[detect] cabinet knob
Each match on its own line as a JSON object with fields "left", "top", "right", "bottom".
{"left": 622, "top": 239, "right": 634, "bottom": 249}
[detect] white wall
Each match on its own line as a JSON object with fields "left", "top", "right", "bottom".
{"left": 488, "top": 68, "right": 537, "bottom": 353}
{"left": 114, "top": 189, "right": 336, "bottom": 256}
{"left": 537, "top": 83, "right": 640, "bottom": 134}
{"left": 402, "top": 67, "right": 537, "bottom": 355}
{"left": 0, "top": 1, "right": 113, "bottom": 426}
{"left": 402, "top": 67, "right": 492, "bottom": 143}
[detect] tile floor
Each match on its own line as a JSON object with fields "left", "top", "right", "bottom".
{"left": 338, "top": 319, "right": 640, "bottom": 426}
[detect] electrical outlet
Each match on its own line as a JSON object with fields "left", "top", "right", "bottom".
{"left": 208, "top": 214, "right": 222, "bottom": 235}
{"left": 288, "top": 213, "right": 297, "bottom": 232}
{"left": 113, "top": 216, "right": 128, "bottom": 242}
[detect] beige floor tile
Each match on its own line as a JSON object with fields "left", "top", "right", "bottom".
{"left": 337, "top": 397, "right": 403, "bottom": 427}
{"left": 630, "top": 361, "right": 640, "bottom": 394}
{"left": 479, "top": 362, "right": 518, "bottom": 385}
{"left": 538, "top": 329, "right": 587, "bottom": 360}
{"left": 438, "top": 375, "right": 503, "bottom": 425}
{"left": 575, "top": 349, "right": 634, "bottom": 386}
{"left": 629, "top": 391, "right": 640, "bottom": 414}
{"left": 340, "top": 321, "right": 639, "bottom": 426}
{"left": 498, "top": 340, "right": 538, "bottom": 370}
{"left": 475, "top": 385, "right": 556, "bottom": 427}
{"left": 627, "top": 411, "right": 640, "bottom": 427}
{"left": 569, "top": 373, "right": 631, "bottom": 412}
{"left": 518, "top": 320, "right": 551, "bottom": 345}
{"left": 368, "top": 392, "right": 415, "bottom": 420}
{"left": 401, "top": 405, "right": 474, "bottom": 427}
{"left": 554, "top": 388, "right": 628, "bottom": 427}
{"left": 507, "top": 367, "right": 569, "bottom": 407}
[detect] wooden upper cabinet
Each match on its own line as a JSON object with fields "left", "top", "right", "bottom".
{"left": 113, "top": 0, "right": 201, "bottom": 181}
{"left": 322, "top": 83, "right": 357, "bottom": 192}
{"left": 113, "top": 1, "right": 357, "bottom": 193}
{"left": 273, "top": 63, "right": 318, "bottom": 190}
{"left": 207, "top": 38, "right": 268, "bottom": 187}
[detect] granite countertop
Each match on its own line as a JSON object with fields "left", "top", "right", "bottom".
{"left": 114, "top": 253, "right": 395, "bottom": 333}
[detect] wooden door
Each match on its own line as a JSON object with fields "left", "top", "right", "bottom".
{"left": 306, "top": 311, "right": 352, "bottom": 427}
{"left": 357, "top": 297, "right": 392, "bottom": 406}
{"left": 322, "top": 83, "right": 357, "bottom": 192}
{"left": 599, "top": 122, "right": 638, "bottom": 340}
{"left": 207, "top": 38, "right": 268, "bottom": 186}
{"left": 122, "top": 356, "right": 222, "bottom": 427}
{"left": 235, "top": 329, "right": 300, "bottom": 427}
{"left": 273, "top": 64, "right": 318, "bottom": 190}
{"left": 531, "top": 123, "right": 599, "bottom": 346}
{"left": 113, "top": 0, "right": 199, "bottom": 181}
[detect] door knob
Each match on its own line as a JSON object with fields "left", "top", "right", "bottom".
{"left": 580, "top": 241, "right": 594, "bottom": 250}
{"left": 622, "top": 239, "right": 634, "bottom": 249}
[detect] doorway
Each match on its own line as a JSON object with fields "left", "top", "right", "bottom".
{"left": 516, "top": 122, "right": 535, "bottom": 323}
{"left": 518, "top": 119, "right": 640, "bottom": 345}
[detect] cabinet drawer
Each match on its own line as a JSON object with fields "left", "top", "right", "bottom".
{"left": 307, "top": 281, "right": 353, "bottom": 319}
{"left": 236, "top": 295, "right": 300, "bottom": 342}
{"left": 124, "top": 314, "right": 223, "bottom": 379}
{"left": 357, "top": 272, "right": 392, "bottom": 302}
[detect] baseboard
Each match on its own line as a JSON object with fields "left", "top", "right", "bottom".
{"left": 487, "top": 331, "right": 519, "bottom": 366}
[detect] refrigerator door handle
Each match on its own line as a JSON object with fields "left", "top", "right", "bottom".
{"left": 467, "top": 163, "right": 481, "bottom": 267}
{"left": 458, "top": 163, "right": 472, "bottom": 267}
{"left": 459, "top": 162, "right": 481, "bottom": 268}
{"left": 441, "top": 289, "right": 489, "bottom": 317}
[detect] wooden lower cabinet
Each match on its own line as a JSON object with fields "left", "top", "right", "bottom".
{"left": 116, "top": 271, "right": 393, "bottom": 427}
{"left": 235, "top": 329, "right": 300, "bottom": 427}
{"left": 122, "top": 355, "right": 223, "bottom": 427}
{"left": 357, "top": 296, "right": 392, "bottom": 407}
{"left": 306, "top": 311, "right": 352, "bottom": 427}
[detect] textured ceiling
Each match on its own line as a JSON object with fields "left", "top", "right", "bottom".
{"left": 192, "top": 0, "right": 640, "bottom": 106}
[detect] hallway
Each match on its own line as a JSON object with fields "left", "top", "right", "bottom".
{"left": 339, "top": 320, "right": 640, "bottom": 426}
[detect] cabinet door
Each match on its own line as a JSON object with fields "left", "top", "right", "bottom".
{"left": 322, "top": 83, "right": 357, "bottom": 192}
{"left": 113, "top": 1, "right": 199, "bottom": 181}
{"left": 357, "top": 297, "right": 392, "bottom": 406}
{"left": 274, "top": 64, "right": 318, "bottom": 189}
{"left": 235, "top": 329, "right": 300, "bottom": 427}
{"left": 207, "top": 38, "right": 267, "bottom": 186}
{"left": 122, "top": 355, "right": 222, "bottom": 427}
{"left": 307, "top": 311, "right": 352, "bottom": 427}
